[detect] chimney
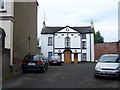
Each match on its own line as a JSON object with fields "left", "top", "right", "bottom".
{"left": 43, "top": 21, "right": 46, "bottom": 29}
{"left": 91, "top": 20, "right": 94, "bottom": 29}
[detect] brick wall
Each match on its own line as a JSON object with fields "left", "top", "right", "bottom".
{"left": 118, "top": 41, "right": 120, "bottom": 55}
{"left": 94, "top": 42, "right": 119, "bottom": 60}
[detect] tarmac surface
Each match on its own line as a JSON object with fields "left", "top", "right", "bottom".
{"left": 2, "top": 63, "right": 120, "bottom": 88}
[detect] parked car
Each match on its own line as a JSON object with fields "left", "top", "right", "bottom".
{"left": 21, "top": 54, "right": 49, "bottom": 73}
{"left": 94, "top": 54, "right": 120, "bottom": 78}
{"left": 49, "top": 55, "right": 62, "bottom": 65}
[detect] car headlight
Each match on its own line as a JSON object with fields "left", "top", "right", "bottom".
{"left": 115, "top": 67, "right": 120, "bottom": 72}
{"left": 95, "top": 66, "right": 101, "bottom": 71}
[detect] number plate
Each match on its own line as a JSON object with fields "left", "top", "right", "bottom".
{"left": 28, "top": 63, "right": 35, "bottom": 65}
{"left": 53, "top": 62, "right": 57, "bottom": 63}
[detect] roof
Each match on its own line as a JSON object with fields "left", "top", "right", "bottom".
{"left": 41, "top": 25, "right": 94, "bottom": 34}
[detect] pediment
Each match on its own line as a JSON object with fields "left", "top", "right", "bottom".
{"left": 57, "top": 27, "right": 78, "bottom": 33}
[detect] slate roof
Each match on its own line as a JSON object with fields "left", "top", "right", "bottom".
{"left": 41, "top": 25, "right": 94, "bottom": 34}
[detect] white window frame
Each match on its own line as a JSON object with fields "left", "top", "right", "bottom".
{"left": 82, "top": 53, "right": 87, "bottom": 61}
{"left": 81, "top": 34, "right": 86, "bottom": 39}
{"left": 48, "top": 37, "right": 53, "bottom": 46}
{"left": 65, "top": 37, "right": 70, "bottom": 48}
{"left": 0, "top": 0, "right": 6, "bottom": 11}
{"left": 82, "top": 41, "right": 87, "bottom": 49}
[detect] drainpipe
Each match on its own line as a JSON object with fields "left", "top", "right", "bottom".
{"left": 28, "top": 36, "right": 30, "bottom": 55}
{"left": 90, "top": 33, "right": 92, "bottom": 62}
{"left": 81, "top": 33, "right": 82, "bottom": 62}
{"left": 53, "top": 34, "right": 55, "bottom": 55}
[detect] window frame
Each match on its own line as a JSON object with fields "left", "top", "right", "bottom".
{"left": 82, "top": 53, "right": 87, "bottom": 61}
{"left": 0, "top": 0, "right": 6, "bottom": 11}
{"left": 48, "top": 37, "right": 53, "bottom": 46}
{"left": 65, "top": 37, "right": 70, "bottom": 48}
{"left": 82, "top": 41, "right": 87, "bottom": 49}
{"left": 81, "top": 34, "right": 86, "bottom": 39}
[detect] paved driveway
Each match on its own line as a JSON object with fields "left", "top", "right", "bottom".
{"left": 2, "top": 63, "right": 120, "bottom": 88}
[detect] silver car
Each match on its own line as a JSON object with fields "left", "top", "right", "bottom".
{"left": 94, "top": 54, "right": 120, "bottom": 78}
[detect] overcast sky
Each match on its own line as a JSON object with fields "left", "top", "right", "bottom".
{"left": 38, "top": 0, "right": 119, "bottom": 42}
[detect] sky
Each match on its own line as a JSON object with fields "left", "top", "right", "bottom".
{"left": 38, "top": 0, "right": 119, "bottom": 42}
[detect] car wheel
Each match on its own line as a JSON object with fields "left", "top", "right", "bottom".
{"left": 94, "top": 74, "right": 99, "bottom": 78}
{"left": 46, "top": 65, "right": 48, "bottom": 70}
{"left": 22, "top": 70, "right": 27, "bottom": 74}
{"left": 59, "top": 63, "right": 62, "bottom": 66}
{"left": 42, "top": 68, "right": 46, "bottom": 73}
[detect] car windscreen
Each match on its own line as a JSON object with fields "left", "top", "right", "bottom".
{"left": 23, "top": 55, "right": 43, "bottom": 61}
{"left": 33, "top": 55, "right": 43, "bottom": 61}
{"left": 98, "top": 56, "right": 118, "bottom": 63}
{"left": 23, "top": 55, "right": 34, "bottom": 61}
{"left": 51, "top": 56, "right": 60, "bottom": 60}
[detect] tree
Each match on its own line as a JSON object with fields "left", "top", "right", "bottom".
{"left": 94, "top": 31, "right": 104, "bottom": 43}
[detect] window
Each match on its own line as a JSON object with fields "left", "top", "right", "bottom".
{"left": 48, "top": 37, "right": 53, "bottom": 46}
{"left": 82, "top": 41, "right": 87, "bottom": 49}
{"left": 74, "top": 36, "right": 77, "bottom": 38}
{"left": 82, "top": 53, "right": 87, "bottom": 61}
{"left": 81, "top": 34, "right": 86, "bottom": 39}
{"left": 58, "top": 36, "right": 61, "bottom": 38}
{"left": 0, "top": 0, "right": 6, "bottom": 11}
{"left": 71, "top": 34, "right": 74, "bottom": 36}
{"left": 48, "top": 52, "right": 52, "bottom": 59}
{"left": 65, "top": 37, "right": 70, "bottom": 48}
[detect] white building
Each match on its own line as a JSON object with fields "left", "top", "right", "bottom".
{"left": 0, "top": 0, "right": 38, "bottom": 71}
{"left": 41, "top": 21, "right": 95, "bottom": 63}
{"left": 118, "top": 1, "right": 120, "bottom": 41}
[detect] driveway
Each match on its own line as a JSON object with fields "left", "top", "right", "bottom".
{"left": 2, "top": 63, "right": 120, "bottom": 88}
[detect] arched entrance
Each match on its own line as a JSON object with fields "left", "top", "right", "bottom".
{"left": 0, "top": 27, "right": 6, "bottom": 48}
{"left": 64, "top": 50, "right": 72, "bottom": 63}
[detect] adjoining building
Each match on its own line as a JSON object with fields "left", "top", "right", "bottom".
{"left": 0, "top": 0, "right": 39, "bottom": 73}
{"left": 41, "top": 21, "right": 95, "bottom": 63}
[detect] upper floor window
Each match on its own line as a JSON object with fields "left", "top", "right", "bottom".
{"left": 71, "top": 34, "right": 74, "bottom": 36}
{"left": 81, "top": 34, "right": 86, "bottom": 39}
{"left": 48, "top": 37, "right": 53, "bottom": 46}
{"left": 61, "top": 34, "right": 64, "bottom": 36}
{"left": 65, "top": 37, "right": 70, "bottom": 48}
{"left": 0, "top": 0, "right": 6, "bottom": 11}
{"left": 82, "top": 41, "right": 87, "bottom": 49}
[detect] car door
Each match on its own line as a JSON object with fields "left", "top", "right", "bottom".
{"left": 117, "top": 56, "right": 120, "bottom": 72}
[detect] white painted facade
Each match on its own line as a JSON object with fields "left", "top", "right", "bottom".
{"left": 0, "top": 0, "right": 14, "bottom": 66}
{"left": 0, "top": 0, "right": 14, "bottom": 49}
{"left": 41, "top": 26, "right": 95, "bottom": 62}
{"left": 41, "top": 34, "right": 54, "bottom": 57}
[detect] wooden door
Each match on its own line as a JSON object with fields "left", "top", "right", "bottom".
{"left": 74, "top": 53, "right": 78, "bottom": 64}
{"left": 64, "top": 50, "right": 71, "bottom": 63}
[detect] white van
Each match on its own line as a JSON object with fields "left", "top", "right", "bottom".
{"left": 94, "top": 54, "right": 120, "bottom": 78}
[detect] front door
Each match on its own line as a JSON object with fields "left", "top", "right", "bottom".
{"left": 48, "top": 52, "right": 52, "bottom": 59}
{"left": 74, "top": 53, "right": 78, "bottom": 64}
{"left": 64, "top": 50, "right": 71, "bottom": 63}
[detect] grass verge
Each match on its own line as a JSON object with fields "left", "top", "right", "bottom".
{"left": 2, "top": 72, "right": 17, "bottom": 82}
